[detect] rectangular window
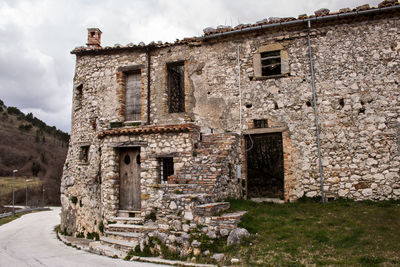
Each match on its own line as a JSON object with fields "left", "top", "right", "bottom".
{"left": 75, "top": 84, "right": 83, "bottom": 110}
{"left": 167, "top": 62, "right": 185, "bottom": 113}
{"left": 125, "top": 71, "right": 141, "bottom": 121}
{"left": 79, "top": 146, "right": 89, "bottom": 163}
{"left": 261, "top": 51, "right": 281, "bottom": 76}
{"left": 159, "top": 157, "right": 174, "bottom": 183}
{"left": 254, "top": 119, "right": 268, "bottom": 129}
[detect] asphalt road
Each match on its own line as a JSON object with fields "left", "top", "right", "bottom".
{"left": 0, "top": 207, "right": 165, "bottom": 267}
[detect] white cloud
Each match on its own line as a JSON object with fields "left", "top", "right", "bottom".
{"left": 0, "top": 0, "right": 384, "bottom": 132}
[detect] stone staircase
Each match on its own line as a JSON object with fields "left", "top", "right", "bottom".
{"left": 94, "top": 132, "right": 245, "bottom": 256}
{"left": 96, "top": 199, "right": 246, "bottom": 255}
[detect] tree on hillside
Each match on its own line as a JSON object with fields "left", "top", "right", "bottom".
{"left": 31, "top": 161, "right": 42, "bottom": 176}
{"left": 6, "top": 106, "right": 23, "bottom": 116}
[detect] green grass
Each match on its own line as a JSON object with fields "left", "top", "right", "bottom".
{"left": 201, "top": 198, "right": 400, "bottom": 266}
{"left": 0, "top": 211, "right": 31, "bottom": 226}
{"left": 0, "top": 176, "right": 42, "bottom": 195}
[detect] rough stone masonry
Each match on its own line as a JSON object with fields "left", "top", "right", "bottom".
{"left": 61, "top": 0, "right": 400, "bottom": 257}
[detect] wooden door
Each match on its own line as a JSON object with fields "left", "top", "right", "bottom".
{"left": 119, "top": 148, "right": 141, "bottom": 210}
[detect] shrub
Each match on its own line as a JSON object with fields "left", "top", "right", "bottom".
{"left": 6, "top": 106, "right": 23, "bottom": 116}
{"left": 76, "top": 232, "right": 84, "bottom": 238}
{"left": 31, "top": 161, "right": 42, "bottom": 176}
{"left": 18, "top": 124, "right": 33, "bottom": 132}
{"left": 86, "top": 232, "right": 99, "bottom": 241}
{"left": 98, "top": 220, "right": 104, "bottom": 233}
{"left": 70, "top": 196, "right": 78, "bottom": 205}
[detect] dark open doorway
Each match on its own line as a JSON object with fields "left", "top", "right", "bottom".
{"left": 245, "top": 132, "right": 284, "bottom": 199}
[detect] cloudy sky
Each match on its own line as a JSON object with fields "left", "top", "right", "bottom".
{"left": 0, "top": 0, "right": 382, "bottom": 132}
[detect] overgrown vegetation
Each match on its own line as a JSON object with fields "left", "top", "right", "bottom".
{"left": 206, "top": 198, "right": 400, "bottom": 266}
{"left": 70, "top": 196, "right": 78, "bottom": 205}
{"left": 86, "top": 232, "right": 100, "bottom": 241}
{"left": 98, "top": 220, "right": 104, "bottom": 233}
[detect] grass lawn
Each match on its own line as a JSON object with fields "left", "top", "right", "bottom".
{"left": 205, "top": 198, "right": 400, "bottom": 266}
{"left": 0, "top": 211, "right": 32, "bottom": 226}
{"left": 0, "top": 176, "right": 42, "bottom": 195}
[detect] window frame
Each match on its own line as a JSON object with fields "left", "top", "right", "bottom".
{"left": 158, "top": 157, "right": 174, "bottom": 184}
{"left": 116, "top": 64, "right": 145, "bottom": 123}
{"left": 79, "top": 145, "right": 90, "bottom": 164}
{"left": 74, "top": 83, "right": 83, "bottom": 111}
{"left": 124, "top": 70, "right": 142, "bottom": 122}
{"left": 253, "top": 43, "right": 289, "bottom": 79}
{"left": 254, "top": 119, "right": 269, "bottom": 129}
{"left": 166, "top": 61, "right": 185, "bottom": 113}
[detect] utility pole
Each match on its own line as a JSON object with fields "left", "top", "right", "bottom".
{"left": 25, "top": 179, "right": 30, "bottom": 208}
{"left": 12, "top": 170, "right": 18, "bottom": 215}
{"left": 42, "top": 187, "right": 45, "bottom": 207}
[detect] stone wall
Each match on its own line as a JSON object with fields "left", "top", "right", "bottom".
{"left": 61, "top": 10, "right": 400, "bottom": 236}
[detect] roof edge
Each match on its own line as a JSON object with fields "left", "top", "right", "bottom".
{"left": 71, "top": 3, "right": 400, "bottom": 56}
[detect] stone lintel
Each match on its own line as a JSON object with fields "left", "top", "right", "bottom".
{"left": 243, "top": 127, "right": 288, "bottom": 135}
{"left": 76, "top": 141, "right": 91, "bottom": 146}
{"left": 148, "top": 152, "right": 181, "bottom": 158}
{"left": 108, "top": 141, "right": 148, "bottom": 147}
{"left": 117, "top": 64, "right": 145, "bottom": 73}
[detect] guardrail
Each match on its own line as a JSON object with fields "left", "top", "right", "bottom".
{"left": 0, "top": 207, "right": 50, "bottom": 219}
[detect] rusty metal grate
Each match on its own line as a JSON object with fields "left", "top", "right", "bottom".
{"left": 167, "top": 62, "right": 185, "bottom": 113}
{"left": 261, "top": 50, "right": 281, "bottom": 76}
{"left": 160, "top": 157, "right": 174, "bottom": 183}
{"left": 254, "top": 119, "right": 268, "bottom": 128}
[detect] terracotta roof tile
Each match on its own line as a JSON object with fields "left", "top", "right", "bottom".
{"left": 98, "top": 123, "right": 198, "bottom": 139}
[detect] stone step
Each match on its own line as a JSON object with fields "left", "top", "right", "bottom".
{"left": 100, "top": 236, "right": 139, "bottom": 251}
{"left": 211, "top": 211, "right": 247, "bottom": 229}
{"left": 110, "top": 216, "right": 144, "bottom": 224}
{"left": 194, "top": 202, "right": 230, "bottom": 216}
{"left": 104, "top": 230, "right": 144, "bottom": 241}
{"left": 106, "top": 223, "right": 158, "bottom": 233}
{"left": 250, "top": 197, "right": 284, "bottom": 204}
{"left": 117, "top": 210, "right": 141, "bottom": 218}
{"left": 89, "top": 241, "right": 127, "bottom": 258}
{"left": 163, "top": 192, "right": 214, "bottom": 201}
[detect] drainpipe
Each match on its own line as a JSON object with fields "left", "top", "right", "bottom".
{"left": 203, "top": 5, "right": 400, "bottom": 41}
{"left": 146, "top": 47, "right": 151, "bottom": 125}
{"left": 307, "top": 20, "right": 325, "bottom": 202}
{"left": 236, "top": 44, "right": 242, "bottom": 135}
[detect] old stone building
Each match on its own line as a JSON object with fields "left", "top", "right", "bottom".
{"left": 61, "top": 1, "right": 400, "bottom": 257}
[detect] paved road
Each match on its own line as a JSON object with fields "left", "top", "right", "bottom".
{"left": 0, "top": 207, "right": 165, "bottom": 267}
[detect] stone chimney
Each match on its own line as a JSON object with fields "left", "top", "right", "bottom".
{"left": 86, "top": 28, "right": 102, "bottom": 48}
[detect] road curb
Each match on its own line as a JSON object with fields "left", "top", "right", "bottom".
{"left": 0, "top": 207, "right": 50, "bottom": 219}
{"left": 56, "top": 232, "right": 216, "bottom": 267}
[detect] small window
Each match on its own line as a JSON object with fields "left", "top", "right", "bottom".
{"left": 254, "top": 119, "right": 268, "bottom": 128}
{"left": 261, "top": 51, "right": 281, "bottom": 76}
{"left": 75, "top": 84, "right": 83, "bottom": 110}
{"left": 159, "top": 157, "right": 174, "bottom": 184}
{"left": 167, "top": 62, "right": 185, "bottom": 113}
{"left": 79, "top": 146, "right": 89, "bottom": 163}
{"left": 253, "top": 43, "right": 289, "bottom": 79}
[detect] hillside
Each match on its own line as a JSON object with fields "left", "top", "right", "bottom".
{"left": 0, "top": 99, "right": 69, "bottom": 205}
